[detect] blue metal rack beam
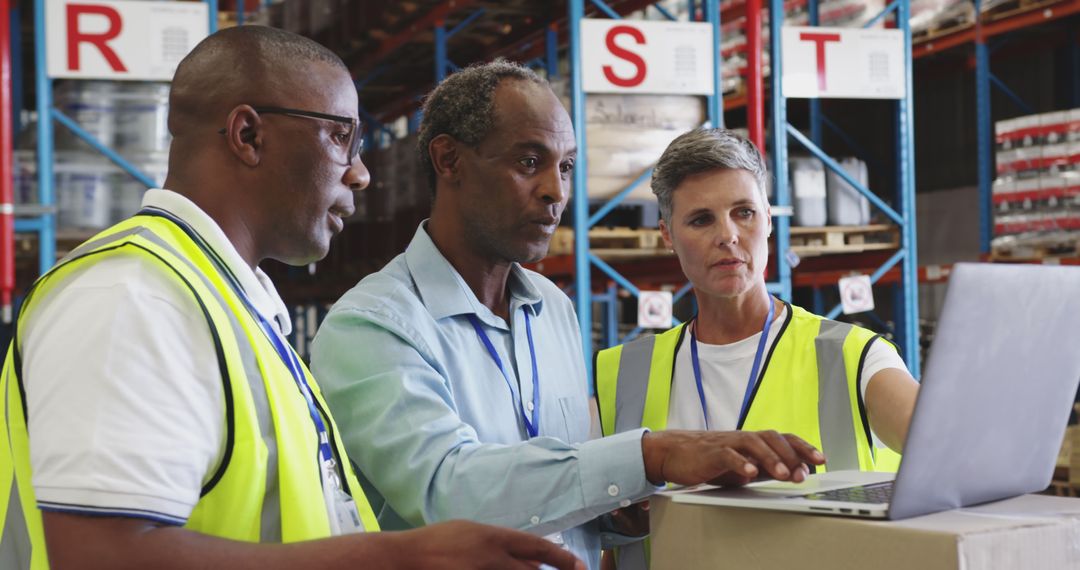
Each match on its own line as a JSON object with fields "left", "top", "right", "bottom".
{"left": 975, "top": 0, "right": 993, "bottom": 254}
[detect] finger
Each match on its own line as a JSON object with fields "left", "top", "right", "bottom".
{"left": 506, "top": 533, "right": 583, "bottom": 570}
{"left": 733, "top": 433, "right": 791, "bottom": 480}
{"left": 782, "top": 433, "right": 826, "bottom": 465}
{"left": 756, "top": 430, "right": 805, "bottom": 474}
{"left": 708, "top": 471, "right": 755, "bottom": 487}
{"left": 705, "top": 447, "right": 758, "bottom": 482}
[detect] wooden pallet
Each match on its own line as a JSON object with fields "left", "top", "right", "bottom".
{"left": 990, "top": 239, "right": 1080, "bottom": 261}
{"left": 548, "top": 227, "right": 671, "bottom": 259}
{"left": 788, "top": 224, "right": 900, "bottom": 257}
{"left": 983, "top": 0, "right": 1061, "bottom": 21}
{"left": 913, "top": 13, "right": 975, "bottom": 44}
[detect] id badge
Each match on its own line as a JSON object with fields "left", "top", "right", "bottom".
{"left": 322, "top": 460, "right": 365, "bottom": 535}
{"left": 331, "top": 486, "right": 365, "bottom": 534}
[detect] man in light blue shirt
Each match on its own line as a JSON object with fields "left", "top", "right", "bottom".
{"left": 311, "top": 61, "right": 824, "bottom": 570}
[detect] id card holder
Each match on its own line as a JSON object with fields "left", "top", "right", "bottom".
{"left": 331, "top": 487, "right": 365, "bottom": 534}
{"left": 322, "top": 459, "right": 365, "bottom": 535}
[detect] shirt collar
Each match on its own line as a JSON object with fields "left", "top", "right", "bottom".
{"left": 404, "top": 222, "right": 544, "bottom": 328}
{"left": 140, "top": 189, "right": 293, "bottom": 335}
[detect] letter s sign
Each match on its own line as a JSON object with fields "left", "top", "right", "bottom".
{"left": 602, "top": 25, "right": 646, "bottom": 88}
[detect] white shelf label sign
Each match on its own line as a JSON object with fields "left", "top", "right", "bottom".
{"left": 781, "top": 26, "right": 906, "bottom": 100}
{"left": 838, "top": 274, "right": 875, "bottom": 315}
{"left": 581, "top": 19, "right": 714, "bottom": 95}
{"left": 47, "top": 0, "right": 209, "bottom": 81}
{"left": 638, "top": 291, "right": 674, "bottom": 329}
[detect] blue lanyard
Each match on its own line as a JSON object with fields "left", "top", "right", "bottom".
{"left": 143, "top": 209, "right": 338, "bottom": 468}
{"left": 467, "top": 308, "right": 540, "bottom": 438}
{"left": 689, "top": 297, "right": 775, "bottom": 430}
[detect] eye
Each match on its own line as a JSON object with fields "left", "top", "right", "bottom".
{"left": 689, "top": 213, "right": 713, "bottom": 227}
{"left": 333, "top": 130, "right": 352, "bottom": 145}
{"left": 736, "top": 207, "right": 756, "bottom": 219}
{"left": 519, "top": 157, "right": 539, "bottom": 169}
{"left": 559, "top": 160, "right": 575, "bottom": 174}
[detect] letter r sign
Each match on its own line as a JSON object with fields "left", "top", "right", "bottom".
{"left": 66, "top": 4, "right": 128, "bottom": 72}
{"left": 46, "top": 0, "right": 208, "bottom": 81}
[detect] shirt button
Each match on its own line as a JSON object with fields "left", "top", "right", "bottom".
{"left": 526, "top": 401, "right": 535, "bottom": 412}
{"left": 620, "top": 499, "right": 631, "bottom": 508}
{"left": 530, "top": 515, "right": 541, "bottom": 525}
{"left": 608, "top": 484, "right": 620, "bottom": 497}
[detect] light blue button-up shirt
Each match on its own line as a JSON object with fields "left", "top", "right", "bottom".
{"left": 311, "top": 223, "right": 652, "bottom": 569}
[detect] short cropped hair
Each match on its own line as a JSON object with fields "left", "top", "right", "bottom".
{"left": 417, "top": 60, "right": 546, "bottom": 193}
{"left": 651, "top": 128, "right": 769, "bottom": 222}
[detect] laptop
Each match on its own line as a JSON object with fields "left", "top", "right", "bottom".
{"left": 668, "top": 262, "right": 1080, "bottom": 520}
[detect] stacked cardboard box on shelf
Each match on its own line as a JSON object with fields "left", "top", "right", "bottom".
{"left": 992, "top": 109, "right": 1080, "bottom": 257}
{"left": 359, "top": 134, "right": 429, "bottom": 223}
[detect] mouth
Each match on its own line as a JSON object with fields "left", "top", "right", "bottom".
{"left": 328, "top": 207, "right": 351, "bottom": 233}
{"left": 531, "top": 216, "right": 560, "bottom": 235}
{"left": 711, "top": 258, "right": 746, "bottom": 269}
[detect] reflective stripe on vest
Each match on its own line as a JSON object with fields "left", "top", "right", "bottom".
{"left": 0, "top": 215, "right": 378, "bottom": 568}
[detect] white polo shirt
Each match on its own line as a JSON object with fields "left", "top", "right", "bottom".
{"left": 21, "top": 189, "right": 290, "bottom": 524}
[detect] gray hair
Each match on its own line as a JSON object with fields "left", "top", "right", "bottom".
{"left": 652, "top": 127, "right": 769, "bottom": 222}
{"left": 417, "top": 59, "right": 547, "bottom": 193}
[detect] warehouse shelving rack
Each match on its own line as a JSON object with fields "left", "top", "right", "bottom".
{"left": 902, "top": 0, "right": 1080, "bottom": 254}
{"left": 764, "top": 0, "right": 922, "bottom": 374}
{"left": 567, "top": 0, "right": 726, "bottom": 377}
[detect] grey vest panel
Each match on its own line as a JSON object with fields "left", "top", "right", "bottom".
{"left": 815, "top": 319, "right": 860, "bottom": 471}
{"left": 1, "top": 383, "right": 32, "bottom": 569}
{"left": 610, "top": 335, "right": 658, "bottom": 570}
{"left": 612, "top": 335, "right": 657, "bottom": 434}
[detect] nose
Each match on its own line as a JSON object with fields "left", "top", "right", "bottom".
{"left": 344, "top": 156, "right": 371, "bottom": 192}
{"left": 714, "top": 216, "right": 738, "bottom": 247}
{"left": 538, "top": 165, "right": 570, "bottom": 210}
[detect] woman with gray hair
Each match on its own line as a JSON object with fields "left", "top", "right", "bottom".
{"left": 593, "top": 128, "right": 919, "bottom": 569}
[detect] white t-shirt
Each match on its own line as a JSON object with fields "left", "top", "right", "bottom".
{"left": 667, "top": 305, "right": 908, "bottom": 434}
{"left": 22, "top": 189, "right": 290, "bottom": 525}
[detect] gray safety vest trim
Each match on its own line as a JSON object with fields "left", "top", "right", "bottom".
{"left": 613, "top": 335, "right": 657, "bottom": 434}
{"left": 29, "top": 225, "right": 280, "bottom": 542}
{"left": 1, "top": 376, "right": 32, "bottom": 570}
{"left": 815, "top": 319, "right": 860, "bottom": 471}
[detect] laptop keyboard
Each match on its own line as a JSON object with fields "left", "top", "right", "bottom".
{"left": 801, "top": 481, "right": 894, "bottom": 504}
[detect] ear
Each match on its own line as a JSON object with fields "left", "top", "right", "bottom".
{"left": 429, "top": 134, "right": 461, "bottom": 187}
{"left": 765, "top": 204, "right": 773, "bottom": 237}
{"left": 659, "top": 218, "right": 674, "bottom": 251}
{"left": 223, "top": 105, "right": 262, "bottom": 167}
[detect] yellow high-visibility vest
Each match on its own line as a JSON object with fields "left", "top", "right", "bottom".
{"left": 595, "top": 302, "right": 901, "bottom": 569}
{"left": 0, "top": 212, "right": 379, "bottom": 568}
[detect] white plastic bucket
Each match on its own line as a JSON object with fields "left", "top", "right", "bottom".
{"left": 114, "top": 83, "right": 172, "bottom": 154}
{"left": 54, "top": 81, "right": 118, "bottom": 150}
{"left": 55, "top": 152, "right": 121, "bottom": 230}
{"left": 12, "top": 150, "right": 37, "bottom": 204}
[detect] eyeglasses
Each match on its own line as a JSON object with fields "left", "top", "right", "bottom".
{"left": 218, "top": 105, "right": 364, "bottom": 165}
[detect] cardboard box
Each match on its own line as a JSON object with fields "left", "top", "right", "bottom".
{"left": 650, "top": 491, "right": 1080, "bottom": 570}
